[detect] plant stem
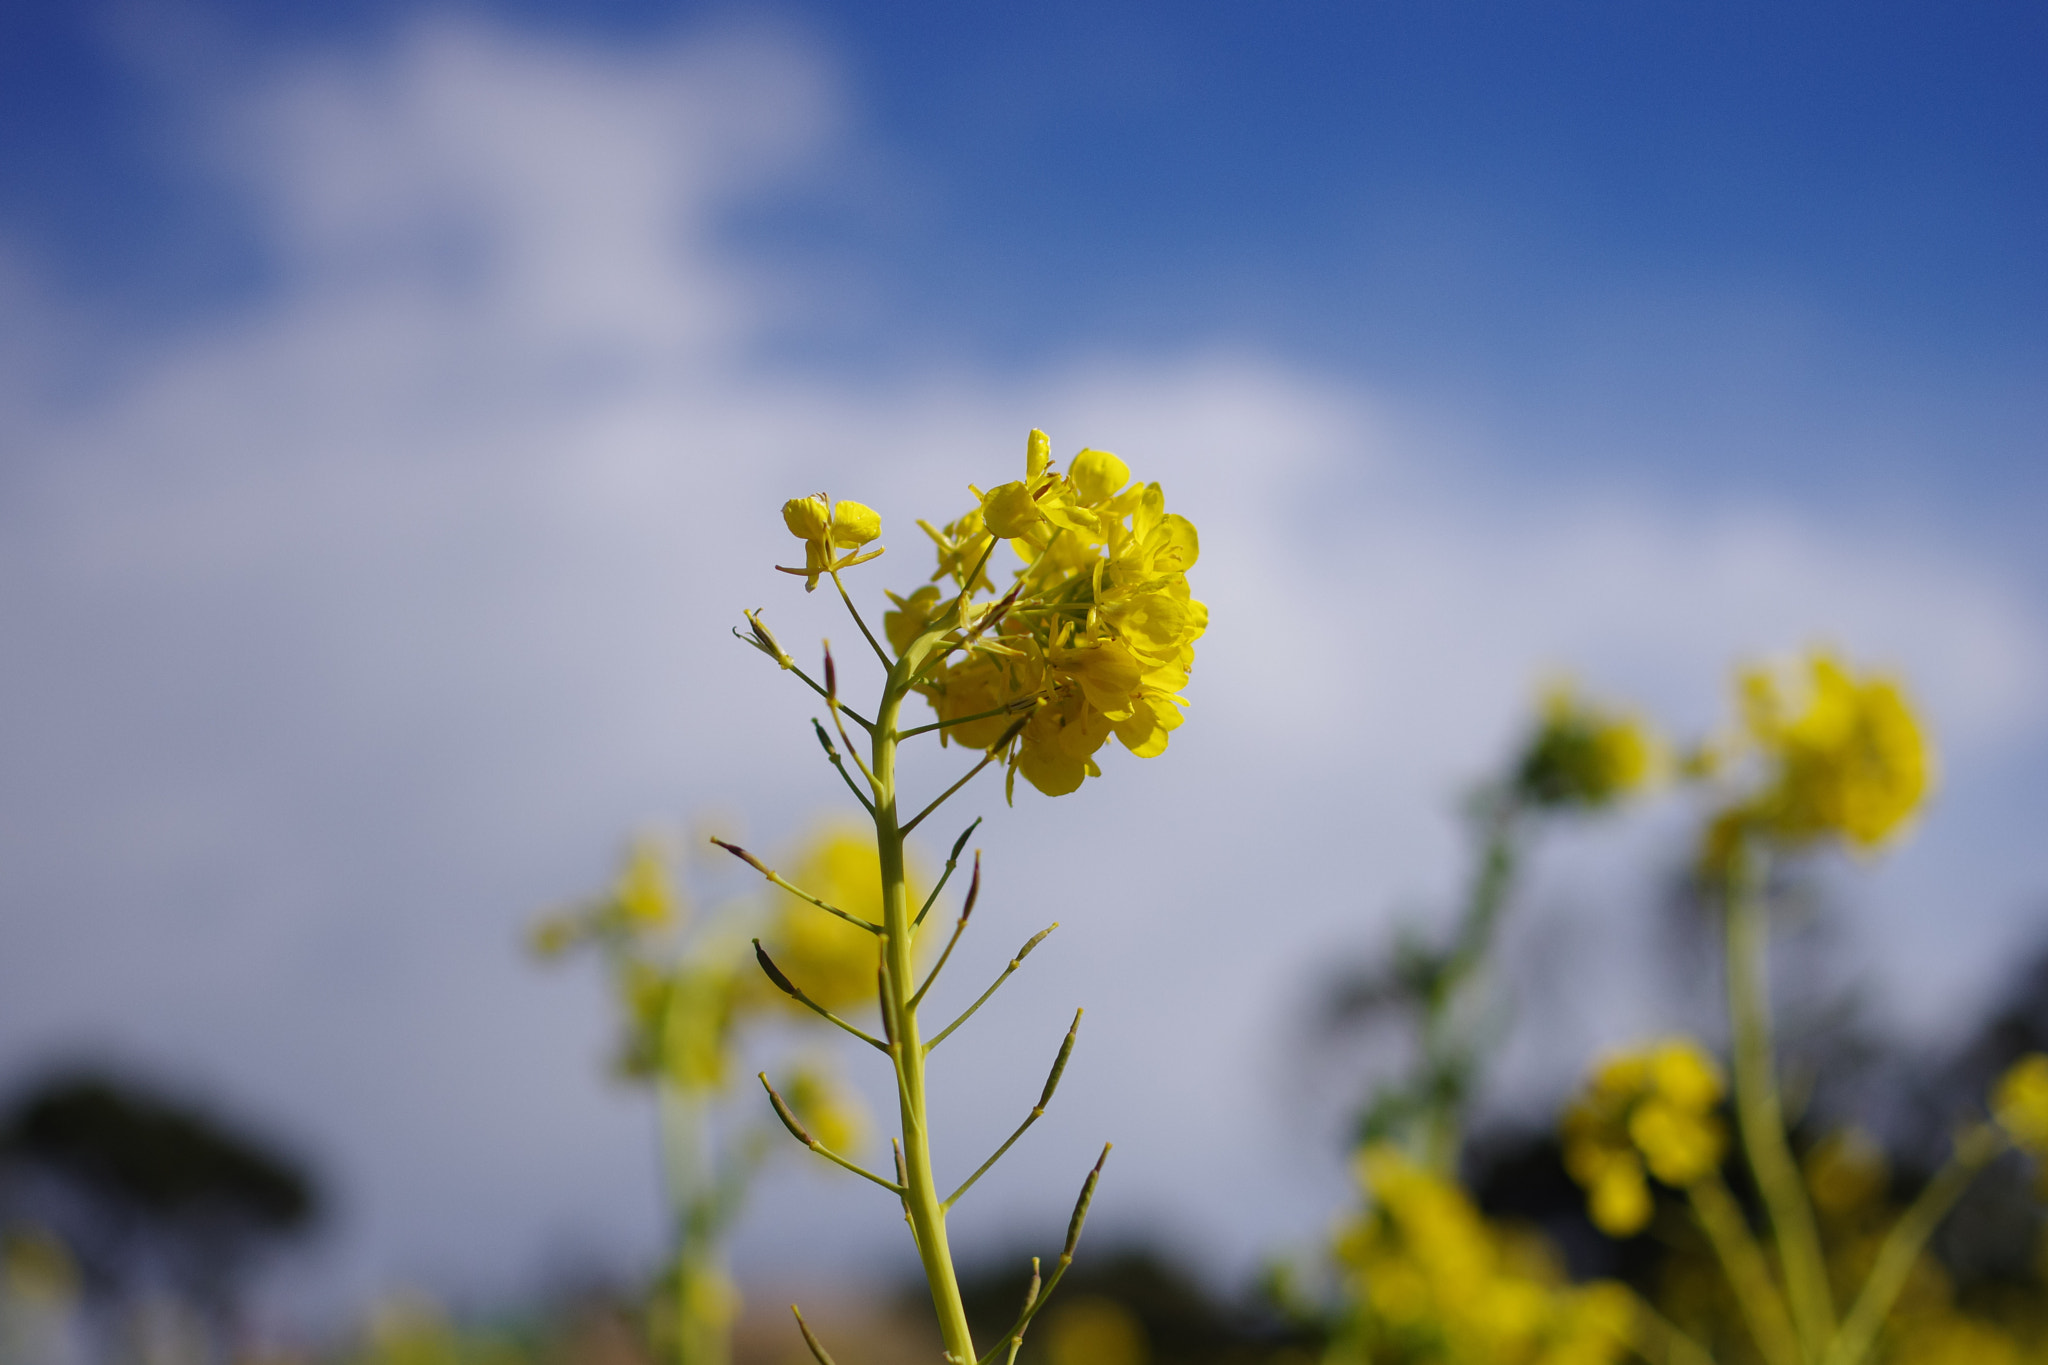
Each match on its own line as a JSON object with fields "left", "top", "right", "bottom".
{"left": 1819, "top": 1126, "right": 2003, "bottom": 1365}
{"left": 872, "top": 676, "right": 978, "bottom": 1363}
{"left": 1418, "top": 792, "right": 1520, "bottom": 1173}
{"left": 1687, "top": 1175, "right": 1803, "bottom": 1365}
{"left": 658, "top": 1083, "right": 732, "bottom": 1365}
{"left": 1725, "top": 839, "right": 1835, "bottom": 1362}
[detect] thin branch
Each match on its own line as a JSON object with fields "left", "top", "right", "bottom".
{"left": 790, "top": 1306, "right": 839, "bottom": 1365}
{"left": 915, "top": 819, "right": 982, "bottom": 929}
{"left": 944, "top": 1009, "right": 1082, "bottom": 1209}
{"left": 1821, "top": 1125, "right": 2004, "bottom": 1365}
{"left": 758, "top": 1073, "right": 904, "bottom": 1194}
{"left": 1004, "top": 1260, "right": 1041, "bottom": 1365}
{"left": 1616, "top": 1285, "right": 1718, "bottom": 1365}
{"left": 829, "top": 566, "right": 894, "bottom": 670}
{"left": 710, "top": 839, "right": 880, "bottom": 933}
{"left": 811, "top": 719, "right": 876, "bottom": 814}
{"left": 779, "top": 660, "right": 873, "bottom": 732}
{"left": 1687, "top": 1175, "right": 1802, "bottom": 1365}
{"left": 753, "top": 940, "right": 889, "bottom": 1051}
{"left": 821, "top": 642, "right": 877, "bottom": 787}
{"left": 910, "top": 853, "right": 980, "bottom": 1009}
{"left": 975, "top": 1145, "right": 1111, "bottom": 1365}
{"left": 902, "top": 716, "right": 1028, "bottom": 837}
{"left": 925, "top": 923, "right": 1058, "bottom": 1052}
{"left": 900, "top": 698, "right": 1038, "bottom": 741}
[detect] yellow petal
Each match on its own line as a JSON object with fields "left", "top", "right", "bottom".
{"left": 980, "top": 480, "right": 1044, "bottom": 538}
{"left": 1069, "top": 448, "right": 1130, "bottom": 505}
{"left": 830, "top": 499, "right": 882, "bottom": 547}
{"left": 782, "top": 494, "right": 831, "bottom": 542}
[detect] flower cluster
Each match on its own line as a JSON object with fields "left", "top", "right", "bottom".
{"left": 1512, "top": 684, "right": 1661, "bottom": 810}
{"left": 531, "top": 830, "right": 887, "bottom": 1093}
{"left": 883, "top": 429, "right": 1206, "bottom": 796}
{"left": 1562, "top": 1040, "right": 1727, "bottom": 1236}
{"left": 1331, "top": 1144, "right": 1633, "bottom": 1365}
{"left": 1704, "top": 650, "right": 1933, "bottom": 863}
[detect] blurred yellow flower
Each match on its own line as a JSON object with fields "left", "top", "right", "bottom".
{"left": 1327, "top": 1146, "right": 1630, "bottom": 1365}
{"left": 757, "top": 823, "right": 928, "bottom": 1011}
{"left": 1717, "top": 649, "right": 1933, "bottom": 856}
{"left": 1045, "top": 1296, "right": 1148, "bottom": 1365}
{"left": 1993, "top": 1053, "right": 2048, "bottom": 1156}
{"left": 1330, "top": 1145, "right": 1632, "bottom": 1364}
{"left": 1563, "top": 1039, "right": 1726, "bottom": 1235}
{"left": 782, "top": 1061, "right": 869, "bottom": 1157}
{"left": 1514, "top": 684, "right": 1662, "bottom": 809}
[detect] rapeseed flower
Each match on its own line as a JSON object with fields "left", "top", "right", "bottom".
{"left": 1514, "top": 685, "right": 1662, "bottom": 809}
{"left": 756, "top": 823, "right": 928, "bottom": 1012}
{"left": 895, "top": 430, "right": 1206, "bottom": 796}
{"left": 1331, "top": 1145, "right": 1631, "bottom": 1365}
{"left": 1562, "top": 1040, "right": 1727, "bottom": 1236}
{"left": 1993, "top": 1053, "right": 2048, "bottom": 1158}
{"left": 778, "top": 493, "right": 884, "bottom": 592}
{"left": 1704, "top": 650, "right": 1933, "bottom": 865}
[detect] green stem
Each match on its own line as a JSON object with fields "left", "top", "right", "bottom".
{"left": 1418, "top": 792, "right": 1520, "bottom": 1173}
{"left": 1725, "top": 839, "right": 1835, "bottom": 1362}
{"left": 872, "top": 677, "right": 979, "bottom": 1364}
{"left": 1687, "top": 1175, "right": 1803, "bottom": 1365}
{"left": 658, "top": 1082, "right": 733, "bottom": 1365}
{"left": 1819, "top": 1126, "right": 2003, "bottom": 1365}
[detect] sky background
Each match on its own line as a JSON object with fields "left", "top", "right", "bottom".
{"left": 1, "top": 0, "right": 2044, "bottom": 1334}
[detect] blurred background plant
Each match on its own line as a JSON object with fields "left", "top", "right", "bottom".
{"left": 1299, "top": 650, "right": 2048, "bottom": 1365}
{"left": 0, "top": 1072, "right": 318, "bottom": 1365}
{"left": 530, "top": 824, "right": 891, "bottom": 1365}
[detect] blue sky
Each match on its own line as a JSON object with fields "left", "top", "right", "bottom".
{"left": 7, "top": 1, "right": 2043, "bottom": 500}
{"left": 0, "top": 0, "right": 2043, "bottom": 1326}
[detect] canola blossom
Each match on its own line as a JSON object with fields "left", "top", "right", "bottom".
{"left": 778, "top": 494, "right": 884, "bottom": 592}
{"left": 1705, "top": 650, "right": 1933, "bottom": 864}
{"left": 1330, "top": 1144, "right": 1634, "bottom": 1365}
{"left": 1993, "top": 1053, "right": 2048, "bottom": 1158}
{"left": 1562, "top": 1040, "right": 1728, "bottom": 1237}
{"left": 1513, "top": 684, "right": 1662, "bottom": 810}
{"left": 755, "top": 823, "right": 928, "bottom": 1013}
{"left": 882, "top": 429, "right": 1206, "bottom": 796}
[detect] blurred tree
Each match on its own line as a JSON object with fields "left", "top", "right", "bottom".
{"left": 0, "top": 1069, "right": 317, "bottom": 1351}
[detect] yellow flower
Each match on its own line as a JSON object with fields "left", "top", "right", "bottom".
{"left": 1719, "top": 649, "right": 1934, "bottom": 854}
{"left": 1992, "top": 1053, "right": 2048, "bottom": 1156}
{"left": 1586, "top": 1155, "right": 1653, "bottom": 1237}
{"left": 757, "top": 823, "right": 929, "bottom": 1011}
{"left": 1562, "top": 1039, "right": 1726, "bottom": 1234}
{"left": 778, "top": 493, "right": 885, "bottom": 592}
{"left": 1334, "top": 1145, "right": 1631, "bottom": 1364}
{"left": 1044, "top": 1297, "right": 1148, "bottom": 1365}
{"left": 897, "top": 430, "right": 1206, "bottom": 797}
{"left": 782, "top": 1061, "right": 868, "bottom": 1156}
{"left": 1514, "top": 684, "right": 1662, "bottom": 809}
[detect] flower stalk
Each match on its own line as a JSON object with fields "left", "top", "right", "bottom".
{"left": 728, "top": 439, "right": 1201, "bottom": 1363}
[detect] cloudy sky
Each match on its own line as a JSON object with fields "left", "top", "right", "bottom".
{"left": 1, "top": 0, "right": 2043, "bottom": 1329}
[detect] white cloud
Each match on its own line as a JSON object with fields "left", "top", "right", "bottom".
{"left": 0, "top": 14, "right": 2041, "bottom": 1320}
